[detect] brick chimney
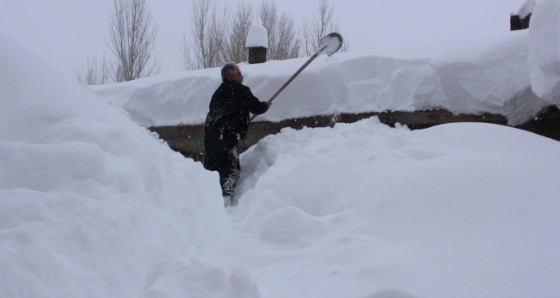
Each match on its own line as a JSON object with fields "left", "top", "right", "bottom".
{"left": 246, "top": 20, "right": 268, "bottom": 64}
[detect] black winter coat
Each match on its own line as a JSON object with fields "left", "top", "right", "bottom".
{"left": 205, "top": 79, "right": 269, "bottom": 140}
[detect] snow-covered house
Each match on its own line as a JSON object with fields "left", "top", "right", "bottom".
{"left": 93, "top": 0, "right": 560, "bottom": 160}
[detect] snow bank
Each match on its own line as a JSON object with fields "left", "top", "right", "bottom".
{"left": 228, "top": 118, "right": 560, "bottom": 298}
{"left": 93, "top": 31, "right": 548, "bottom": 127}
{"left": 529, "top": 0, "right": 560, "bottom": 106}
{"left": 0, "top": 33, "right": 241, "bottom": 297}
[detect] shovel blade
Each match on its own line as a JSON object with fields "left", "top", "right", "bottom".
{"left": 318, "top": 32, "right": 343, "bottom": 57}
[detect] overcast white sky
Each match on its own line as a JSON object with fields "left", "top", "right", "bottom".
{"left": 0, "top": 0, "right": 526, "bottom": 79}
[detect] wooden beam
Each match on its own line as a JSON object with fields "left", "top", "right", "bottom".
{"left": 148, "top": 106, "right": 560, "bottom": 159}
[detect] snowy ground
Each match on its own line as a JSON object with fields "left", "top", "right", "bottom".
{"left": 2, "top": 0, "right": 560, "bottom": 297}
{"left": 228, "top": 119, "right": 560, "bottom": 298}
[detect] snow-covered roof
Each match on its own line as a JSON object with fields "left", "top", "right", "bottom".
{"left": 87, "top": 0, "right": 559, "bottom": 129}
{"left": 518, "top": 0, "right": 537, "bottom": 18}
{"left": 93, "top": 29, "right": 552, "bottom": 127}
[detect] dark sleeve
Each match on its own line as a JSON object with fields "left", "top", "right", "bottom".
{"left": 245, "top": 87, "right": 269, "bottom": 115}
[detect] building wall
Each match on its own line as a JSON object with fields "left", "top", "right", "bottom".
{"left": 150, "top": 106, "right": 560, "bottom": 161}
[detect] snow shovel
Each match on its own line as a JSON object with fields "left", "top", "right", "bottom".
{"left": 250, "top": 32, "right": 343, "bottom": 122}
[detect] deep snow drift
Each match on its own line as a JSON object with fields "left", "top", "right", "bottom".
{"left": 0, "top": 34, "right": 239, "bottom": 297}
{"left": 3, "top": 0, "right": 560, "bottom": 297}
{"left": 229, "top": 118, "right": 560, "bottom": 298}
{"left": 529, "top": 0, "right": 560, "bottom": 106}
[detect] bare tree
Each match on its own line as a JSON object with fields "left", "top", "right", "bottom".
{"left": 182, "top": 0, "right": 229, "bottom": 70}
{"left": 259, "top": 1, "right": 300, "bottom": 60}
{"left": 301, "top": 0, "right": 348, "bottom": 56}
{"left": 76, "top": 54, "right": 111, "bottom": 85}
{"left": 182, "top": 0, "right": 301, "bottom": 69}
{"left": 224, "top": 2, "right": 253, "bottom": 63}
{"left": 109, "top": 0, "right": 159, "bottom": 82}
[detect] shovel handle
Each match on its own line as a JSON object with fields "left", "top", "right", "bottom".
{"left": 250, "top": 51, "right": 321, "bottom": 122}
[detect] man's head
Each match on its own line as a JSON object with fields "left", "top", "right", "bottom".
{"left": 221, "top": 62, "right": 244, "bottom": 83}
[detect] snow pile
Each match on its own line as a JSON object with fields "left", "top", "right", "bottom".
{"left": 246, "top": 20, "right": 268, "bottom": 48}
{"left": 0, "top": 33, "right": 242, "bottom": 297}
{"left": 93, "top": 30, "right": 549, "bottom": 127}
{"left": 529, "top": 0, "right": 560, "bottom": 106}
{"left": 228, "top": 118, "right": 560, "bottom": 297}
{"left": 517, "top": 0, "right": 537, "bottom": 19}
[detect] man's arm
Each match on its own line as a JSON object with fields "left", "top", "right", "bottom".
{"left": 246, "top": 88, "right": 269, "bottom": 115}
